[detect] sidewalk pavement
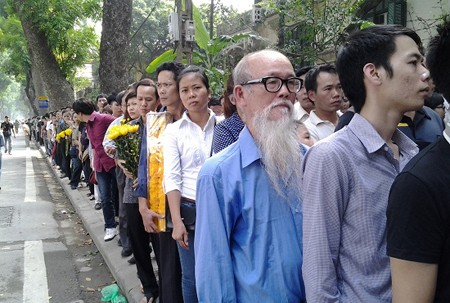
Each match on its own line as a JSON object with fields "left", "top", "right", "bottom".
{"left": 39, "top": 145, "right": 148, "bottom": 303}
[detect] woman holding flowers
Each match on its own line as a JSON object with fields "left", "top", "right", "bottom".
{"left": 56, "top": 109, "right": 73, "bottom": 179}
{"left": 69, "top": 112, "right": 83, "bottom": 190}
{"left": 163, "top": 66, "right": 216, "bottom": 303}
{"left": 114, "top": 81, "right": 161, "bottom": 303}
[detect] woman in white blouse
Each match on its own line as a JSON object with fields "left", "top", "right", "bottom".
{"left": 163, "top": 65, "right": 215, "bottom": 303}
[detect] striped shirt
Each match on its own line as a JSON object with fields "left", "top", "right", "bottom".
{"left": 301, "top": 113, "right": 418, "bottom": 303}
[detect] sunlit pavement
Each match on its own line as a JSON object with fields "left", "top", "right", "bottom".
{"left": 35, "top": 142, "right": 151, "bottom": 303}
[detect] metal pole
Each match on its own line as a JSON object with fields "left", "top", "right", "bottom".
{"left": 185, "top": 0, "right": 193, "bottom": 64}
{"left": 176, "top": 0, "right": 183, "bottom": 62}
{"left": 209, "top": 0, "right": 214, "bottom": 39}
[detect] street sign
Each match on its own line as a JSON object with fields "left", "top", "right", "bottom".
{"left": 38, "top": 96, "right": 49, "bottom": 109}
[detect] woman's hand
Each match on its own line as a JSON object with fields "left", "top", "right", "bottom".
{"left": 117, "top": 159, "right": 133, "bottom": 179}
{"left": 172, "top": 221, "right": 189, "bottom": 250}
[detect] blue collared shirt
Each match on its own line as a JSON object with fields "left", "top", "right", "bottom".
{"left": 301, "top": 113, "right": 418, "bottom": 303}
{"left": 195, "top": 126, "right": 305, "bottom": 303}
{"left": 134, "top": 122, "right": 148, "bottom": 198}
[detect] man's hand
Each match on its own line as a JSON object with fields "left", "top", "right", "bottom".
{"left": 139, "top": 207, "right": 164, "bottom": 233}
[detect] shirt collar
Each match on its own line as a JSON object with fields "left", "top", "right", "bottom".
{"left": 179, "top": 108, "right": 216, "bottom": 129}
{"left": 309, "top": 110, "right": 341, "bottom": 125}
{"left": 87, "top": 111, "right": 99, "bottom": 124}
{"left": 239, "top": 126, "right": 262, "bottom": 168}
{"left": 348, "top": 113, "right": 418, "bottom": 156}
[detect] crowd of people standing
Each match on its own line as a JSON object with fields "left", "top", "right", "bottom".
{"left": 7, "top": 21, "right": 450, "bottom": 303}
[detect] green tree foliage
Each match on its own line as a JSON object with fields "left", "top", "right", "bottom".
{"left": 0, "top": 12, "right": 29, "bottom": 83}
{"left": 9, "top": 0, "right": 100, "bottom": 80}
{"left": 129, "top": 0, "right": 173, "bottom": 79}
{"left": 261, "top": 0, "right": 364, "bottom": 65}
{"left": 0, "top": 55, "right": 29, "bottom": 118}
{"left": 196, "top": 0, "right": 239, "bottom": 38}
{"left": 146, "top": 4, "right": 258, "bottom": 97}
{"left": 0, "top": 0, "right": 100, "bottom": 84}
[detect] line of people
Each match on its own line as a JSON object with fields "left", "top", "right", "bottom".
{"left": 25, "top": 22, "right": 448, "bottom": 303}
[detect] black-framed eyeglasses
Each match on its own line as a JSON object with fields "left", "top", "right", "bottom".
{"left": 240, "top": 76, "right": 303, "bottom": 93}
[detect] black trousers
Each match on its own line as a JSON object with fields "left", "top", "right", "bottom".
{"left": 158, "top": 231, "right": 183, "bottom": 303}
{"left": 126, "top": 203, "right": 160, "bottom": 298}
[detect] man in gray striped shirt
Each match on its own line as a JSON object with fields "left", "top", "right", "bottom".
{"left": 302, "top": 25, "right": 430, "bottom": 302}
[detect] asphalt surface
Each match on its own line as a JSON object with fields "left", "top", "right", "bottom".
{"left": 38, "top": 145, "right": 149, "bottom": 303}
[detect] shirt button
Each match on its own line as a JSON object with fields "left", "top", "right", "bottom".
{"left": 384, "top": 146, "right": 389, "bottom": 152}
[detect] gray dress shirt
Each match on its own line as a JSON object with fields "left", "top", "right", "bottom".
{"left": 301, "top": 113, "right": 418, "bottom": 303}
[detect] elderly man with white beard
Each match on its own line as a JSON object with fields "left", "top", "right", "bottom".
{"left": 194, "top": 49, "right": 306, "bottom": 302}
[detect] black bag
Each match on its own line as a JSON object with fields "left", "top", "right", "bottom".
{"left": 166, "top": 198, "right": 196, "bottom": 231}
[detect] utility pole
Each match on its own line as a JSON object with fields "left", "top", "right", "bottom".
{"left": 209, "top": 0, "right": 214, "bottom": 39}
{"left": 175, "top": 0, "right": 194, "bottom": 64}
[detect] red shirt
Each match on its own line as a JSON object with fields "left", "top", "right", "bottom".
{"left": 86, "top": 112, "right": 116, "bottom": 172}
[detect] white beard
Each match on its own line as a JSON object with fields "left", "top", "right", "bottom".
{"left": 252, "top": 100, "right": 302, "bottom": 197}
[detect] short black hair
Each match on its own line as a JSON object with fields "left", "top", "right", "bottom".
{"left": 156, "top": 62, "right": 185, "bottom": 80}
{"left": 135, "top": 78, "right": 159, "bottom": 100}
{"left": 296, "top": 65, "right": 314, "bottom": 78}
{"left": 96, "top": 93, "right": 108, "bottom": 102}
{"left": 114, "top": 90, "right": 126, "bottom": 106}
{"left": 304, "top": 64, "right": 337, "bottom": 92}
{"left": 336, "top": 25, "right": 422, "bottom": 113}
{"left": 107, "top": 93, "right": 117, "bottom": 104}
{"left": 426, "top": 19, "right": 450, "bottom": 100}
{"left": 208, "top": 96, "right": 221, "bottom": 107}
{"left": 424, "top": 92, "right": 444, "bottom": 110}
{"left": 72, "top": 98, "right": 96, "bottom": 115}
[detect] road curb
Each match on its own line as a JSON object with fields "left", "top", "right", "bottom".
{"left": 37, "top": 145, "right": 144, "bottom": 303}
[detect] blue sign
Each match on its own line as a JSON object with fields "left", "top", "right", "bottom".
{"left": 39, "top": 99, "right": 49, "bottom": 108}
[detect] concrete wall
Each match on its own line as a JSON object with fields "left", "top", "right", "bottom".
{"left": 406, "top": 0, "right": 450, "bottom": 47}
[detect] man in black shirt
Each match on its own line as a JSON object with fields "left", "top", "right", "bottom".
{"left": 1, "top": 116, "right": 16, "bottom": 154}
{"left": 387, "top": 19, "right": 450, "bottom": 303}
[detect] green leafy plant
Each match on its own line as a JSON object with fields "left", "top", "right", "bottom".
{"left": 146, "top": 4, "right": 260, "bottom": 96}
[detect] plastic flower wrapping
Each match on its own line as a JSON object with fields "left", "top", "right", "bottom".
{"left": 146, "top": 112, "right": 172, "bottom": 231}
{"left": 107, "top": 121, "right": 140, "bottom": 178}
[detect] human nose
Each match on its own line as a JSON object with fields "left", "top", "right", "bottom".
{"left": 277, "top": 82, "right": 291, "bottom": 99}
{"left": 420, "top": 66, "right": 430, "bottom": 82}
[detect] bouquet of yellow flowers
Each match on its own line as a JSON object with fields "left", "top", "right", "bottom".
{"left": 55, "top": 128, "right": 73, "bottom": 155}
{"left": 55, "top": 128, "right": 72, "bottom": 143}
{"left": 107, "top": 122, "right": 140, "bottom": 178}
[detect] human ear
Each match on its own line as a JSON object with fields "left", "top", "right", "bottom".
{"left": 363, "top": 63, "right": 382, "bottom": 85}
{"left": 233, "top": 85, "right": 245, "bottom": 107}
{"left": 307, "top": 90, "right": 316, "bottom": 102}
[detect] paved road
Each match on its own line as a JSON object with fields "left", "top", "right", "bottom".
{"left": 0, "top": 134, "right": 115, "bottom": 303}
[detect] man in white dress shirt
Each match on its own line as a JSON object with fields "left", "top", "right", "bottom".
{"left": 303, "top": 64, "right": 342, "bottom": 141}
{"left": 294, "top": 66, "right": 315, "bottom": 122}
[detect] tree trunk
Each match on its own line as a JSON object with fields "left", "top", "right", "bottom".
{"left": 99, "top": 0, "right": 133, "bottom": 94}
{"left": 14, "top": 3, "right": 75, "bottom": 111}
{"left": 24, "top": 70, "right": 39, "bottom": 116}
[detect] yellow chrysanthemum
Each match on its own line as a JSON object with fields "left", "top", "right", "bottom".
{"left": 119, "top": 125, "right": 129, "bottom": 136}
